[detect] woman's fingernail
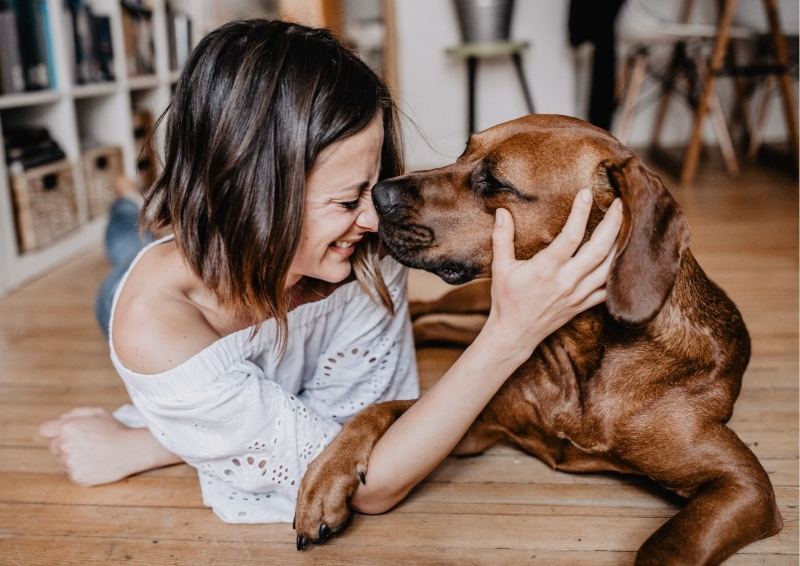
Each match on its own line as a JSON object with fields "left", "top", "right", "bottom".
{"left": 613, "top": 199, "right": 622, "bottom": 212}
{"left": 581, "top": 189, "right": 592, "bottom": 203}
{"left": 495, "top": 209, "right": 504, "bottom": 227}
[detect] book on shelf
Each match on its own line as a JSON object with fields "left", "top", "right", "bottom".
{"left": 93, "top": 14, "right": 114, "bottom": 81}
{"left": 0, "top": 0, "right": 25, "bottom": 94}
{"left": 121, "top": 0, "right": 155, "bottom": 77}
{"left": 14, "top": 0, "right": 53, "bottom": 90}
{"left": 3, "top": 126, "right": 66, "bottom": 171}
{"left": 64, "top": 0, "right": 115, "bottom": 85}
{"left": 166, "top": 1, "right": 192, "bottom": 71}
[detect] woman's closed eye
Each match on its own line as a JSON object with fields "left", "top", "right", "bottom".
{"left": 339, "top": 199, "right": 361, "bottom": 211}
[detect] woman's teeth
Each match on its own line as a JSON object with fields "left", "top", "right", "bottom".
{"left": 332, "top": 241, "right": 354, "bottom": 248}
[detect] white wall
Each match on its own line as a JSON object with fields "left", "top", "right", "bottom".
{"left": 394, "top": 0, "right": 576, "bottom": 170}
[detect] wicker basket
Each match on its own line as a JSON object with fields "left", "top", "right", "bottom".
{"left": 10, "top": 159, "right": 80, "bottom": 253}
{"left": 82, "top": 145, "right": 123, "bottom": 219}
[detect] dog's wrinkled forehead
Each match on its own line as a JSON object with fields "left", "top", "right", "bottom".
{"left": 458, "top": 115, "right": 625, "bottom": 190}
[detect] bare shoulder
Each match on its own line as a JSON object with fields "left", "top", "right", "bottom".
{"left": 112, "top": 242, "right": 221, "bottom": 375}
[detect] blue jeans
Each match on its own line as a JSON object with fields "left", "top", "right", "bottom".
{"left": 94, "top": 198, "right": 153, "bottom": 336}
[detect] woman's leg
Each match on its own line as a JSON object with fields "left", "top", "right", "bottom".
{"left": 39, "top": 408, "right": 181, "bottom": 486}
{"left": 94, "top": 194, "right": 154, "bottom": 336}
{"left": 51, "top": 185, "right": 172, "bottom": 486}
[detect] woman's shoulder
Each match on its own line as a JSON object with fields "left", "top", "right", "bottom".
{"left": 111, "top": 241, "right": 235, "bottom": 375}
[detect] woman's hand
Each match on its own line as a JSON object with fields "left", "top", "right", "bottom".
{"left": 485, "top": 189, "right": 623, "bottom": 363}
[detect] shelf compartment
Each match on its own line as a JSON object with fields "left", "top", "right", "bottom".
{"left": 0, "top": 91, "right": 62, "bottom": 110}
{"left": 72, "top": 82, "right": 119, "bottom": 99}
{"left": 127, "top": 74, "right": 160, "bottom": 90}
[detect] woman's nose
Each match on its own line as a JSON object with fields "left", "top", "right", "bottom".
{"left": 356, "top": 199, "right": 379, "bottom": 232}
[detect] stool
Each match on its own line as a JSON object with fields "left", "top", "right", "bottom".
{"left": 446, "top": 41, "right": 536, "bottom": 136}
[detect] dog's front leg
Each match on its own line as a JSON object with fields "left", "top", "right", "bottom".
{"left": 294, "top": 399, "right": 414, "bottom": 549}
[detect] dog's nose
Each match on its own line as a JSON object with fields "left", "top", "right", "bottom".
{"left": 372, "top": 180, "right": 403, "bottom": 216}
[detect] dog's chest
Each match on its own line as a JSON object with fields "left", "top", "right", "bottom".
{"left": 495, "top": 310, "right": 621, "bottom": 450}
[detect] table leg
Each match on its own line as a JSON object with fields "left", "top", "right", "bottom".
{"left": 467, "top": 56, "right": 478, "bottom": 136}
{"left": 511, "top": 52, "right": 535, "bottom": 115}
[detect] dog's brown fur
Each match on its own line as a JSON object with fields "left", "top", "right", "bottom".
{"left": 294, "top": 115, "right": 783, "bottom": 564}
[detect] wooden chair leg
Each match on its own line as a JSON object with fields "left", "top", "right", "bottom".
{"left": 709, "top": 92, "right": 740, "bottom": 175}
{"left": 616, "top": 50, "right": 648, "bottom": 144}
{"left": 679, "top": 0, "right": 738, "bottom": 187}
{"left": 727, "top": 40, "right": 753, "bottom": 146}
{"left": 649, "top": 51, "right": 679, "bottom": 149}
{"left": 694, "top": 51, "right": 740, "bottom": 176}
{"left": 616, "top": 51, "right": 633, "bottom": 103}
{"left": 747, "top": 76, "right": 777, "bottom": 160}
{"left": 650, "top": 0, "right": 696, "bottom": 150}
{"left": 763, "top": 0, "right": 799, "bottom": 165}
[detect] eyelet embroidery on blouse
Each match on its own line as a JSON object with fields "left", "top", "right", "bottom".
{"left": 119, "top": 262, "right": 415, "bottom": 524}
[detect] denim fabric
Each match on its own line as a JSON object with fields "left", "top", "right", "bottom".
{"left": 94, "top": 198, "right": 153, "bottom": 336}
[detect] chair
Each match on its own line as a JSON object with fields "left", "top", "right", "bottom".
{"left": 615, "top": 0, "right": 798, "bottom": 186}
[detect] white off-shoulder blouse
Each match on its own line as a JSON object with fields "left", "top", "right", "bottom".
{"left": 108, "top": 236, "right": 419, "bottom": 524}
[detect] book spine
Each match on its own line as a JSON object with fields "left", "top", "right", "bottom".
{"left": 0, "top": 6, "right": 26, "bottom": 93}
{"left": 14, "top": 0, "right": 50, "bottom": 90}
{"left": 38, "top": 0, "right": 56, "bottom": 88}
{"left": 92, "top": 14, "right": 113, "bottom": 81}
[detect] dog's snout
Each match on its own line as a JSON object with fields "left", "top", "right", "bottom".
{"left": 372, "top": 180, "right": 403, "bottom": 216}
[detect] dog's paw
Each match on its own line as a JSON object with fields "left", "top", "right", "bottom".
{"left": 293, "top": 439, "right": 368, "bottom": 550}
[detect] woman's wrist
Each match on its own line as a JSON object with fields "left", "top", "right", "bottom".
{"left": 473, "top": 316, "right": 540, "bottom": 373}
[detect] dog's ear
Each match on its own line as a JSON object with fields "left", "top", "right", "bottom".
{"left": 604, "top": 157, "right": 690, "bottom": 327}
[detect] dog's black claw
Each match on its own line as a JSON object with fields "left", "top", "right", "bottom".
{"left": 319, "top": 523, "right": 332, "bottom": 541}
{"left": 292, "top": 516, "right": 296, "bottom": 530}
{"left": 359, "top": 471, "right": 366, "bottom": 484}
{"left": 296, "top": 535, "right": 309, "bottom": 551}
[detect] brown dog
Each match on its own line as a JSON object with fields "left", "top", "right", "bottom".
{"left": 294, "top": 115, "right": 783, "bottom": 564}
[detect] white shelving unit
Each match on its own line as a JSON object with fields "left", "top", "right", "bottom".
{"left": 0, "top": 0, "right": 205, "bottom": 295}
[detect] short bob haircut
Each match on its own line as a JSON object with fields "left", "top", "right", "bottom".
{"left": 142, "top": 19, "right": 401, "bottom": 349}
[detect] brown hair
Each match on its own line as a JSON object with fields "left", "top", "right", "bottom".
{"left": 142, "top": 19, "right": 402, "bottom": 349}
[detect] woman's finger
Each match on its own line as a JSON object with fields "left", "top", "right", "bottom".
{"left": 572, "top": 198, "right": 623, "bottom": 273}
{"left": 575, "top": 287, "right": 607, "bottom": 312}
{"left": 570, "top": 244, "right": 617, "bottom": 302}
{"left": 491, "top": 208, "right": 516, "bottom": 273}
{"left": 545, "top": 189, "right": 594, "bottom": 262}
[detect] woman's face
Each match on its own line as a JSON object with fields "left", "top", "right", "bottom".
{"left": 287, "top": 114, "right": 384, "bottom": 286}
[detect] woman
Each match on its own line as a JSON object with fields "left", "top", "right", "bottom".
{"left": 40, "top": 20, "right": 622, "bottom": 524}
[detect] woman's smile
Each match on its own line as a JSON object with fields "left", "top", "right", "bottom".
{"left": 329, "top": 239, "right": 361, "bottom": 258}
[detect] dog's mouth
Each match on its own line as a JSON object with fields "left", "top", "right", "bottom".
{"left": 379, "top": 231, "right": 478, "bottom": 286}
{"left": 432, "top": 262, "right": 478, "bottom": 285}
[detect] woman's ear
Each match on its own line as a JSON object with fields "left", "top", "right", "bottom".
{"left": 604, "top": 157, "right": 690, "bottom": 327}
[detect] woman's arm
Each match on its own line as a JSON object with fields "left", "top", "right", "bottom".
{"left": 351, "top": 190, "right": 623, "bottom": 513}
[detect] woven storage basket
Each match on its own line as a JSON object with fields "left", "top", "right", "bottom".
{"left": 82, "top": 145, "right": 123, "bottom": 219}
{"left": 10, "top": 159, "right": 80, "bottom": 253}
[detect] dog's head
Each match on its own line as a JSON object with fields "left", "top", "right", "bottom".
{"left": 374, "top": 115, "right": 690, "bottom": 327}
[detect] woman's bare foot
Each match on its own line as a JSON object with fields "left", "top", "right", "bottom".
{"left": 39, "top": 407, "right": 181, "bottom": 486}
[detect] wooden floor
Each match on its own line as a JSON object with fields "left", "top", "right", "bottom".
{"left": 0, "top": 164, "right": 797, "bottom": 565}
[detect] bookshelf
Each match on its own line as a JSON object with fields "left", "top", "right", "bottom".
{"left": 0, "top": 0, "right": 204, "bottom": 295}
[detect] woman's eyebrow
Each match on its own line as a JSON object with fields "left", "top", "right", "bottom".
{"left": 333, "top": 180, "right": 371, "bottom": 196}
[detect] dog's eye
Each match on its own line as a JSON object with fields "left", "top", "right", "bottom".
{"left": 476, "top": 173, "right": 512, "bottom": 197}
